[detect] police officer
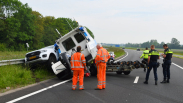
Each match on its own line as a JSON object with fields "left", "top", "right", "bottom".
{"left": 144, "top": 45, "right": 160, "bottom": 85}
{"left": 140, "top": 47, "right": 149, "bottom": 72}
{"left": 161, "top": 44, "right": 173, "bottom": 83}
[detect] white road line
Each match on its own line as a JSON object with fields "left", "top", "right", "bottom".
{"left": 172, "top": 63, "right": 183, "bottom": 70}
{"left": 134, "top": 76, "right": 139, "bottom": 83}
{"left": 115, "top": 51, "right": 128, "bottom": 62}
{"left": 160, "top": 57, "right": 183, "bottom": 70}
{"left": 6, "top": 79, "right": 71, "bottom": 103}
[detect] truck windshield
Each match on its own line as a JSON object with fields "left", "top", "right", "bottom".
{"left": 74, "top": 33, "right": 85, "bottom": 43}
{"left": 62, "top": 37, "right": 76, "bottom": 51}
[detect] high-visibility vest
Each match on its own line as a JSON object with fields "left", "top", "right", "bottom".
{"left": 95, "top": 47, "right": 110, "bottom": 65}
{"left": 70, "top": 52, "right": 86, "bottom": 70}
{"left": 164, "top": 48, "right": 173, "bottom": 54}
{"left": 140, "top": 50, "right": 149, "bottom": 59}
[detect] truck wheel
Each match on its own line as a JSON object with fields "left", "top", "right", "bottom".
{"left": 47, "top": 54, "right": 57, "bottom": 71}
{"left": 57, "top": 52, "right": 72, "bottom": 80}
{"left": 56, "top": 69, "right": 72, "bottom": 80}
{"left": 116, "top": 71, "right": 122, "bottom": 74}
{"left": 90, "top": 64, "right": 97, "bottom": 76}
{"left": 117, "top": 62, "right": 121, "bottom": 65}
{"left": 60, "top": 52, "right": 71, "bottom": 70}
{"left": 123, "top": 71, "right": 131, "bottom": 75}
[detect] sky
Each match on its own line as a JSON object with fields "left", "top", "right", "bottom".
{"left": 20, "top": 0, "right": 183, "bottom": 44}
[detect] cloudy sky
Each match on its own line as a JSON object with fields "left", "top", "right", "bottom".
{"left": 20, "top": 0, "right": 183, "bottom": 44}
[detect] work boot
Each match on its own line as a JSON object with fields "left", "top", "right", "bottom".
{"left": 79, "top": 88, "right": 84, "bottom": 90}
{"left": 95, "top": 88, "right": 102, "bottom": 90}
{"left": 155, "top": 81, "right": 157, "bottom": 85}
{"left": 160, "top": 80, "right": 167, "bottom": 83}
{"left": 166, "top": 79, "right": 169, "bottom": 83}
{"left": 144, "top": 81, "right": 148, "bottom": 84}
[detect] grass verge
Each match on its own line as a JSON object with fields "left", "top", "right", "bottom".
{"left": 0, "top": 51, "right": 31, "bottom": 60}
{"left": 105, "top": 47, "right": 125, "bottom": 58}
{"left": 0, "top": 64, "right": 55, "bottom": 93}
{"left": 173, "top": 56, "right": 183, "bottom": 59}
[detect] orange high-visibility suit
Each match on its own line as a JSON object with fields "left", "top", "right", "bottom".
{"left": 70, "top": 52, "right": 86, "bottom": 90}
{"left": 95, "top": 47, "right": 110, "bottom": 89}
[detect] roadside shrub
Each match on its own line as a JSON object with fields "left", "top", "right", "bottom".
{"left": 0, "top": 43, "right": 6, "bottom": 51}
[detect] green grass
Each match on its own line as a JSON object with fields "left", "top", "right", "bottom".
{"left": 0, "top": 51, "right": 31, "bottom": 60}
{"left": 34, "top": 65, "right": 55, "bottom": 81}
{"left": 0, "top": 65, "right": 35, "bottom": 92}
{"left": 174, "top": 56, "right": 183, "bottom": 59}
{"left": 0, "top": 64, "right": 55, "bottom": 93}
{"left": 105, "top": 47, "right": 125, "bottom": 58}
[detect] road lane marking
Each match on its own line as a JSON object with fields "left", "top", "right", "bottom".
{"left": 160, "top": 57, "right": 183, "bottom": 70}
{"left": 172, "top": 63, "right": 183, "bottom": 70}
{"left": 115, "top": 51, "right": 128, "bottom": 62}
{"left": 6, "top": 79, "right": 71, "bottom": 103}
{"left": 134, "top": 76, "right": 139, "bottom": 83}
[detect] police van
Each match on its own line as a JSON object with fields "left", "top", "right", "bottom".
{"left": 52, "top": 26, "right": 98, "bottom": 79}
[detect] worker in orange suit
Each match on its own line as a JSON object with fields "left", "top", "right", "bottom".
{"left": 95, "top": 43, "right": 110, "bottom": 90}
{"left": 70, "top": 46, "right": 87, "bottom": 90}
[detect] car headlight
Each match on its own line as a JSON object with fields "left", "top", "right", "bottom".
{"left": 40, "top": 50, "right": 47, "bottom": 53}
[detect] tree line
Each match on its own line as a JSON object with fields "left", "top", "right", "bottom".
{"left": 126, "top": 38, "right": 182, "bottom": 49}
{"left": 0, "top": 0, "right": 94, "bottom": 51}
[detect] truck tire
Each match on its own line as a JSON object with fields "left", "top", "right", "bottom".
{"left": 57, "top": 52, "right": 72, "bottom": 80}
{"left": 117, "top": 62, "right": 121, "bottom": 65}
{"left": 123, "top": 71, "right": 131, "bottom": 75}
{"left": 56, "top": 69, "right": 72, "bottom": 80}
{"left": 90, "top": 64, "right": 97, "bottom": 76}
{"left": 116, "top": 71, "right": 122, "bottom": 74}
{"left": 47, "top": 54, "right": 57, "bottom": 71}
{"left": 60, "top": 52, "right": 71, "bottom": 70}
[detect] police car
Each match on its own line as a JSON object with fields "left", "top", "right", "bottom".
{"left": 25, "top": 45, "right": 59, "bottom": 69}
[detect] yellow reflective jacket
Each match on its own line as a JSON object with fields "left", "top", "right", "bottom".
{"left": 140, "top": 50, "right": 149, "bottom": 59}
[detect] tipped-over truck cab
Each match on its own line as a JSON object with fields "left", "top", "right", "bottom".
{"left": 52, "top": 26, "right": 98, "bottom": 79}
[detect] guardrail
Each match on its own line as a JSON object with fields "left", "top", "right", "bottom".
{"left": 0, "top": 59, "right": 25, "bottom": 66}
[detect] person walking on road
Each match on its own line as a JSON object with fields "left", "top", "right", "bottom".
{"left": 160, "top": 44, "right": 173, "bottom": 83}
{"left": 144, "top": 45, "right": 160, "bottom": 85}
{"left": 140, "top": 47, "right": 149, "bottom": 72}
{"left": 70, "top": 46, "right": 87, "bottom": 90}
{"left": 95, "top": 43, "right": 110, "bottom": 90}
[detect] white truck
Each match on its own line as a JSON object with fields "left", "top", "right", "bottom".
{"left": 52, "top": 26, "right": 98, "bottom": 79}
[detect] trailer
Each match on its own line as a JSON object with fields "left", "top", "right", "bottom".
{"left": 89, "top": 60, "right": 148, "bottom": 76}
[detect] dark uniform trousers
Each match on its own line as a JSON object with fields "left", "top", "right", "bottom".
{"left": 143, "top": 59, "right": 148, "bottom": 63}
{"left": 163, "top": 60, "right": 171, "bottom": 80}
{"left": 146, "top": 62, "right": 158, "bottom": 81}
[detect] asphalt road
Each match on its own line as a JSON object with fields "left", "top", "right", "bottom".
{"left": 1, "top": 49, "right": 183, "bottom": 103}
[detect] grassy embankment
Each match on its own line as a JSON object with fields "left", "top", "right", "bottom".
{"left": 105, "top": 47, "right": 125, "bottom": 58}
{"left": 0, "top": 51, "right": 32, "bottom": 60}
{"left": 125, "top": 47, "right": 183, "bottom": 58}
{"left": 0, "top": 64, "right": 55, "bottom": 93}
